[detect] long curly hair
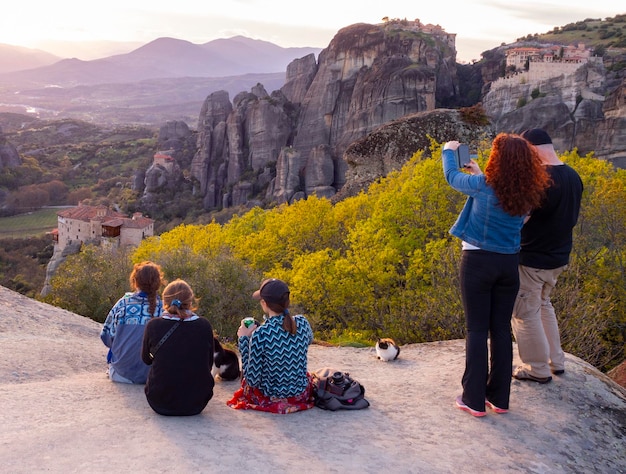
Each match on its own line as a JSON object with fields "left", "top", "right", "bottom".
{"left": 130, "top": 261, "right": 164, "bottom": 317}
{"left": 484, "top": 133, "right": 550, "bottom": 216}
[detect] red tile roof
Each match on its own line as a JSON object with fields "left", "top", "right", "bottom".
{"left": 101, "top": 218, "right": 125, "bottom": 228}
{"left": 57, "top": 205, "right": 126, "bottom": 222}
{"left": 58, "top": 205, "right": 153, "bottom": 229}
{"left": 122, "top": 217, "right": 154, "bottom": 229}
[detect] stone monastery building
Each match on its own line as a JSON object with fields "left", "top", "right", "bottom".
{"left": 490, "top": 43, "right": 600, "bottom": 91}
{"left": 505, "top": 43, "right": 591, "bottom": 70}
{"left": 54, "top": 203, "right": 154, "bottom": 251}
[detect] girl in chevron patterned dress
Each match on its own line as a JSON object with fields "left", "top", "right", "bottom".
{"left": 227, "top": 279, "right": 315, "bottom": 414}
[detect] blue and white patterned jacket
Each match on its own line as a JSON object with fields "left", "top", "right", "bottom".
{"left": 100, "top": 291, "right": 163, "bottom": 383}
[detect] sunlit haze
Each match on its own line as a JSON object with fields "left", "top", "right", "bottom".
{"left": 0, "top": 0, "right": 622, "bottom": 62}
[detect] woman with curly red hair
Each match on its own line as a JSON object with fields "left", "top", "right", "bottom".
{"left": 442, "top": 134, "right": 550, "bottom": 417}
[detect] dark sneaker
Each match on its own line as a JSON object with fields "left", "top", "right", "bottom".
{"left": 455, "top": 396, "right": 486, "bottom": 417}
{"left": 513, "top": 367, "right": 552, "bottom": 384}
{"left": 485, "top": 400, "right": 508, "bottom": 414}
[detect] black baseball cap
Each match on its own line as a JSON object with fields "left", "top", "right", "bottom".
{"left": 521, "top": 128, "right": 552, "bottom": 146}
{"left": 252, "top": 278, "right": 290, "bottom": 304}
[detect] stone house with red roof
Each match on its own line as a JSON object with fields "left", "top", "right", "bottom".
{"left": 55, "top": 203, "right": 154, "bottom": 251}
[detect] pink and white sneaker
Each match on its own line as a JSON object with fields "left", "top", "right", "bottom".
{"left": 485, "top": 399, "right": 508, "bottom": 414}
{"left": 455, "top": 396, "right": 486, "bottom": 417}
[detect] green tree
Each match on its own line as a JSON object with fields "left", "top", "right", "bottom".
{"left": 145, "top": 246, "right": 260, "bottom": 340}
{"left": 223, "top": 196, "right": 344, "bottom": 273}
{"left": 55, "top": 143, "right": 625, "bottom": 372}
{"left": 43, "top": 245, "right": 133, "bottom": 322}
{"left": 133, "top": 223, "right": 261, "bottom": 338}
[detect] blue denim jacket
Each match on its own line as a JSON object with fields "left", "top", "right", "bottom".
{"left": 442, "top": 148, "right": 524, "bottom": 254}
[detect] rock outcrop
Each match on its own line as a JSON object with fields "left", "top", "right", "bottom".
{"left": 40, "top": 241, "right": 82, "bottom": 297}
{"left": 140, "top": 120, "right": 195, "bottom": 198}
{"left": 482, "top": 59, "right": 626, "bottom": 166}
{"left": 185, "top": 24, "right": 625, "bottom": 212}
{"left": 596, "top": 79, "right": 626, "bottom": 168}
{"left": 1, "top": 284, "right": 625, "bottom": 473}
{"left": 191, "top": 20, "right": 458, "bottom": 210}
{"left": 337, "top": 108, "right": 493, "bottom": 200}
{"left": 0, "top": 126, "right": 21, "bottom": 170}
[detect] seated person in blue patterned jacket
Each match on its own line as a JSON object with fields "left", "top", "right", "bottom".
{"left": 100, "top": 261, "right": 164, "bottom": 383}
{"left": 227, "top": 278, "right": 315, "bottom": 414}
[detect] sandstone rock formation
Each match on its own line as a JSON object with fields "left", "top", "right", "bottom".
{"left": 337, "top": 108, "right": 493, "bottom": 200}
{"left": 482, "top": 59, "right": 626, "bottom": 167}
{"left": 143, "top": 159, "right": 180, "bottom": 195}
{"left": 1, "top": 284, "right": 624, "bottom": 473}
{"left": 157, "top": 120, "right": 194, "bottom": 154}
{"left": 191, "top": 20, "right": 458, "bottom": 210}
{"left": 40, "top": 241, "right": 82, "bottom": 297}
{"left": 0, "top": 126, "right": 21, "bottom": 170}
{"left": 597, "top": 79, "right": 626, "bottom": 168}
{"left": 140, "top": 120, "right": 195, "bottom": 198}
{"left": 181, "top": 23, "right": 626, "bottom": 212}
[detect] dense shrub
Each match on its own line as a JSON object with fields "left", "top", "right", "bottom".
{"left": 43, "top": 245, "right": 133, "bottom": 323}
{"left": 46, "top": 146, "right": 626, "bottom": 372}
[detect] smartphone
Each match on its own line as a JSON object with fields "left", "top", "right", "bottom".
{"left": 455, "top": 144, "right": 471, "bottom": 168}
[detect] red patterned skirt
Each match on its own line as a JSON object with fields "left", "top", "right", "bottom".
{"left": 227, "top": 374, "right": 315, "bottom": 414}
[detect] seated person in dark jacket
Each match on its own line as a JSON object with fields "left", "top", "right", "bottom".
{"left": 141, "top": 279, "right": 215, "bottom": 416}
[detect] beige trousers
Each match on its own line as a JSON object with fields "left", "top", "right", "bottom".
{"left": 511, "top": 265, "right": 566, "bottom": 378}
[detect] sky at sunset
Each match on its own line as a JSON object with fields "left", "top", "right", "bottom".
{"left": 0, "top": 1, "right": 623, "bottom": 63}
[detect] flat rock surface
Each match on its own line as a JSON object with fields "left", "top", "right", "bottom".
{"left": 1, "top": 286, "right": 624, "bottom": 473}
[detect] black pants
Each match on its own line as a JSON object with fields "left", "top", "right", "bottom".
{"left": 459, "top": 250, "right": 519, "bottom": 411}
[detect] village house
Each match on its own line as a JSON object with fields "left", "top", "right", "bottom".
{"left": 53, "top": 203, "right": 154, "bottom": 251}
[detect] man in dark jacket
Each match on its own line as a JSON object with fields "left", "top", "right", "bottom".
{"left": 512, "top": 129, "right": 583, "bottom": 384}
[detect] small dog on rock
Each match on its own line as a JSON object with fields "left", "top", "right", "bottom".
{"left": 375, "top": 338, "right": 400, "bottom": 361}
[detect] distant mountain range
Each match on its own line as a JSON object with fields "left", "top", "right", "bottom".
{"left": 0, "top": 36, "right": 322, "bottom": 85}
{"left": 0, "top": 36, "right": 322, "bottom": 126}
{"left": 0, "top": 44, "right": 61, "bottom": 74}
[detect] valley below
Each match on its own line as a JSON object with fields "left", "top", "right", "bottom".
{"left": 0, "top": 72, "right": 285, "bottom": 127}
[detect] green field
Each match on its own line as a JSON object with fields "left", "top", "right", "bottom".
{"left": 0, "top": 207, "right": 61, "bottom": 238}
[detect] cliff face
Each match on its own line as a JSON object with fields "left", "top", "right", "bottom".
{"left": 192, "top": 21, "right": 458, "bottom": 209}
{"left": 482, "top": 59, "right": 626, "bottom": 165}
{"left": 191, "top": 86, "right": 297, "bottom": 208}
{"left": 189, "top": 25, "right": 625, "bottom": 211}
{"left": 597, "top": 79, "right": 626, "bottom": 168}
{"left": 0, "top": 126, "right": 21, "bottom": 170}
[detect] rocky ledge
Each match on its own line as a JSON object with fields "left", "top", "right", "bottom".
{"left": 1, "top": 285, "right": 624, "bottom": 473}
